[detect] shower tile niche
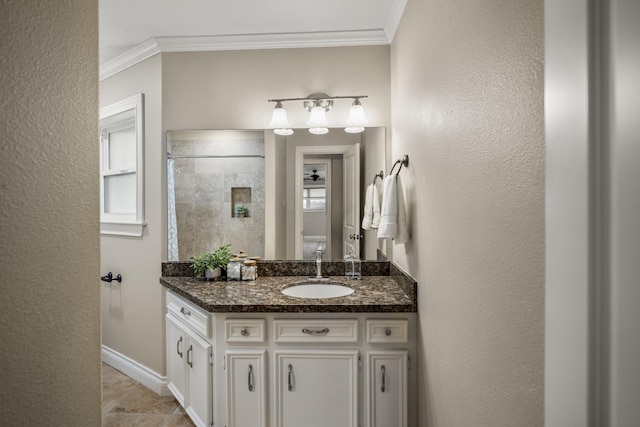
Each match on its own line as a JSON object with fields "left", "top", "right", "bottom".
{"left": 231, "top": 187, "right": 251, "bottom": 217}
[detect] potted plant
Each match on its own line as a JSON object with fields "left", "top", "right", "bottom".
{"left": 235, "top": 204, "right": 249, "bottom": 218}
{"left": 191, "top": 244, "right": 233, "bottom": 280}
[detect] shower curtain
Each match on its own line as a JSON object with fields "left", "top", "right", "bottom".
{"left": 167, "top": 157, "right": 179, "bottom": 261}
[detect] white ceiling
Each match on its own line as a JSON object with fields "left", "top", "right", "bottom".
{"left": 99, "top": 0, "right": 406, "bottom": 66}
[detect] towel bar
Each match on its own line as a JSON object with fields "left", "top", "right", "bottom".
{"left": 389, "top": 154, "right": 409, "bottom": 176}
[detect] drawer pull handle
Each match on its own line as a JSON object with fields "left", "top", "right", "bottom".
{"left": 302, "top": 327, "right": 330, "bottom": 335}
{"left": 385, "top": 328, "right": 392, "bottom": 336}
{"left": 187, "top": 345, "right": 193, "bottom": 368}
{"left": 381, "top": 365, "right": 386, "bottom": 392}
{"left": 248, "top": 364, "right": 254, "bottom": 391}
{"left": 177, "top": 336, "right": 183, "bottom": 358}
{"left": 180, "top": 307, "right": 191, "bottom": 316}
{"left": 288, "top": 364, "right": 293, "bottom": 391}
{"left": 240, "top": 328, "right": 249, "bottom": 336}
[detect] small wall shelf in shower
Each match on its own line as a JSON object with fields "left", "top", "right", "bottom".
{"left": 231, "top": 187, "right": 251, "bottom": 218}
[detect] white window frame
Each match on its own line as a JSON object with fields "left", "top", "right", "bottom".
{"left": 99, "top": 93, "right": 145, "bottom": 237}
{"left": 302, "top": 186, "right": 327, "bottom": 212}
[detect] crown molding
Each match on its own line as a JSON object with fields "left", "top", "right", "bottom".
{"left": 100, "top": 38, "right": 162, "bottom": 80}
{"left": 99, "top": 29, "right": 390, "bottom": 81}
{"left": 384, "top": 0, "right": 409, "bottom": 42}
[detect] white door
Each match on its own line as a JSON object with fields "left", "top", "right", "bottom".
{"left": 275, "top": 350, "right": 359, "bottom": 427}
{"left": 366, "top": 351, "right": 408, "bottom": 427}
{"left": 185, "top": 330, "right": 213, "bottom": 427}
{"left": 343, "top": 143, "right": 361, "bottom": 258}
{"left": 226, "top": 350, "right": 267, "bottom": 427}
{"left": 166, "top": 315, "right": 187, "bottom": 406}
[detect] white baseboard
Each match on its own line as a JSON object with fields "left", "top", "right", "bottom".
{"left": 102, "top": 345, "right": 172, "bottom": 396}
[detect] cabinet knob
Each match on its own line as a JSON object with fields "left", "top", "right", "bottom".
{"left": 240, "top": 328, "right": 249, "bottom": 336}
{"left": 385, "top": 328, "right": 392, "bottom": 336}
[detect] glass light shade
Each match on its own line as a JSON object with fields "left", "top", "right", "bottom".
{"left": 345, "top": 102, "right": 367, "bottom": 133}
{"left": 269, "top": 105, "right": 291, "bottom": 129}
{"left": 309, "top": 127, "right": 329, "bottom": 135}
{"left": 274, "top": 128, "right": 294, "bottom": 136}
{"left": 344, "top": 126, "right": 365, "bottom": 133}
{"left": 307, "top": 105, "right": 329, "bottom": 128}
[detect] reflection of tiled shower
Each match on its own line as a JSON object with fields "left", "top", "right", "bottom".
{"left": 167, "top": 131, "right": 265, "bottom": 261}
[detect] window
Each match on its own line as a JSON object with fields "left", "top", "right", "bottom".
{"left": 303, "top": 187, "right": 326, "bottom": 211}
{"left": 100, "top": 94, "right": 145, "bottom": 236}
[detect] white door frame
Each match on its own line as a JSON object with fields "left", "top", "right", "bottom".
{"left": 294, "top": 145, "right": 353, "bottom": 259}
{"left": 302, "top": 158, "right": 332, "bottom": 259}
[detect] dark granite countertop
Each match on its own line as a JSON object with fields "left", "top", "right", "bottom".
{"left": 160, "top": 274, "right": 417, "bottom": 313}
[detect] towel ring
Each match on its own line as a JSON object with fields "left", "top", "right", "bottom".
{"left": 372, "top": 171, "right": 384, "bottom": 184}
{"left": 389, "top": 155, "right": 409, "bottom": 176}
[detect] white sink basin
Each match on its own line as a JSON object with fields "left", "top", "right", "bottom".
{"left": 282, "top": 283, "right": 355, "bottom": 299}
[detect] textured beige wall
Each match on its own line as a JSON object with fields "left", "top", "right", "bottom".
{"left": 100, "top": 55, "right": 165, "bottom": 374}
{"left": 161, "top": 46, "right": 391, "bottom": 131}
{"left": 390, "top": 0, "right": 545, "bottom": 425}
{"left": 0, "top": 1, "right": 101, "bottom": 425}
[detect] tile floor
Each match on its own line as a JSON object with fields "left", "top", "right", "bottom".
{"left": 102, "top": 363, "right": 195, "bottom": 427}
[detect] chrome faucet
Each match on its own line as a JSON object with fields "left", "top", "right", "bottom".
{"left": 315, "top": 247, "right": 323, "bottom": 279}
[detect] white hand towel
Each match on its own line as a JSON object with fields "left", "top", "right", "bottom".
{"left": 371, "top": 183, "right": 381, "bottom": 229}
{"left": 361, "top": 184, "right": 374, "bottom": 230}
{"left": 377, "top": 175, "right": 397, "bottom": 239}
{"left": 395, "top": 174, "right": 409, "bottom": 243}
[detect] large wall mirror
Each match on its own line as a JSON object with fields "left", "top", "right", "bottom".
{"left": 167, "top": 127, "right": 386, "bottom": 261}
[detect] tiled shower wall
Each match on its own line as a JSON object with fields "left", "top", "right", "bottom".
{"left": 169, "top": 131, "right": 265, "bottom": 260}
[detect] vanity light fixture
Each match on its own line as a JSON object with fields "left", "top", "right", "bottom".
{"left": 268, "top": 93, "right": 368, "bottom": 135}
{"left": 345, "top": 98, "right": 368, "bottom": 133}
{"left": 268, "top": 101, "right": 294, "bottom": 136}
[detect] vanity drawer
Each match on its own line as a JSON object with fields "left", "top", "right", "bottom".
{"left": 225, "top": 319, "right": 266, "bottom": 343}
{"left": 366, "top": 319, "right": 408, "bottom": 344}
{"left": 273, "top": 319, "right": 359, "bottom": 344}
{"left": 166, "top": 291, "right": 212, "bottom": 338}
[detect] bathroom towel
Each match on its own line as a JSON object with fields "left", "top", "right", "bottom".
{"left": 377, "top": 175, "right": 409, "bottom": 242}
{"left": 377, "top": 176, "right": 397, "bottom": 238}
{"left": 371, "top": 183, "right": 381, "bottom": 229}
{"left": 362, "top": 184, "right": 374, "bottom": 230}
{"left": 361, "top": 183, "right": 381, "bottom": 230}
{"left": 395, "top": 175, "right": 409, "bottom": 243}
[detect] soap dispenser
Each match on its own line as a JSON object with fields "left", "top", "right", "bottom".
{"left": 344, "top": 245, "right": 361, "bottom": 280}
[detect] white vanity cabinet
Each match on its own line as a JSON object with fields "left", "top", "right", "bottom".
{"left": 365, "top": 319, "right": 410, "bottom": 427}
{"left": 165, "top": 290, "right": 417, "bottom": 427}
{"left": 225, "top": 349, "right": 267, "bottom": 427}
{"left": 223, "top": 318, "right": 268, "bottom": 427}
{"left": 275, "top": 349, "right": 359, "bottom": 427}
{"left": 366, "top": 350, "right": 408, "bottom": 427}
{"left": 165, "top": 292, "right": 213, "bottom": 427}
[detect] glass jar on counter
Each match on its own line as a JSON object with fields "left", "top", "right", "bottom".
{"left": 242, "top": 260, "right": 258, "bottom": 281}
{"left": 344, "top": 246, "right": 361, "bottom": 279}
{"left": 226, "top": 257, "right": 243, "bottom": 281}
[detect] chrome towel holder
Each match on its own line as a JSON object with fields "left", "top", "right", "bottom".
{"left": 389, "top": 154, "right": 409, "bottom": 176}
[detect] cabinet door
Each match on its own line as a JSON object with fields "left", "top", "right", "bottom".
{"left": 226, "top": 350, "right": 267, "bottom": 427}
{"left": 275, "top": 350, "right": 359, "bottom": 427}
{"left": 366, "top": 351, "right": 408, "bottom": 427}
{"left": 185, "top": 330, "right": 213, "bottom": 427}
{"left": 166, "top": 314, "right": 186, "bottom": 406}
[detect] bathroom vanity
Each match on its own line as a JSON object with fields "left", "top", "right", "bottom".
{"left": 160, "top": 261, "right": 417, "bottom": 427}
